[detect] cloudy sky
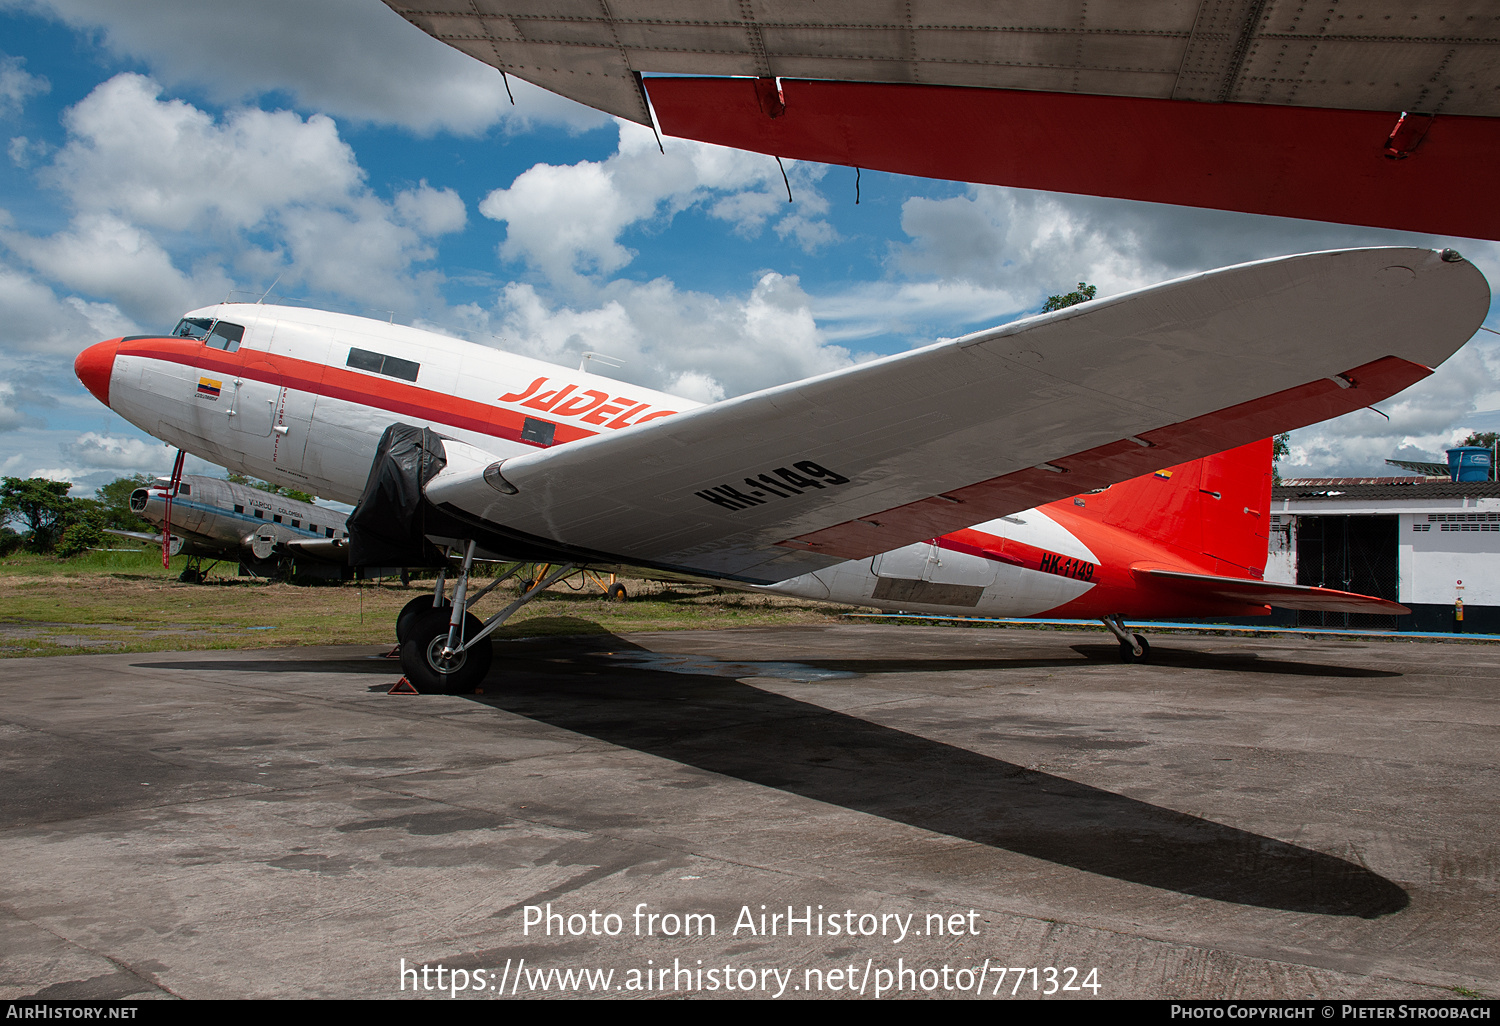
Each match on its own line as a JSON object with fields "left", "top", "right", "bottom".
{"left": 2, "top": 0, "right": 1498, "bottom": 497}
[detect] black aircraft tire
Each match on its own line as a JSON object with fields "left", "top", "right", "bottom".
{"left": 1119, "top": 634, "right": 1151, "bottom": 663}
{"left": 399, "top": 609, "right": 492, "bottom": 694}
{"left": 396, "top": 595, "right": 451, "bottom": 643}
{"left": 605, "top": 582, "right": 628, "bottom": 602}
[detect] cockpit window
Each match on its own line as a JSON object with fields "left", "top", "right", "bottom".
{"left": 173, "top": 317, "right": 243, "bottom": 352}
{"left": 173, "top": 317, "right": 212, "bottom": 340}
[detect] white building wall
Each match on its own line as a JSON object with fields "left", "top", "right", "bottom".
{"left": 1405, "top": 512, "right": 1500, "bottom": 605}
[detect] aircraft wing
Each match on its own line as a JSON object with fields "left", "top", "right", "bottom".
{"left": 424, "top": 248, "right": 1489, "bottom": 584}
{"left": 385, "top": 1, "right": 1500, "bottom": 239}
{"left": 1131, "top": 567, "right": 1410, "bottom": 615}
{"left": 104, "top": 529, "right": 163, "bottom": 544}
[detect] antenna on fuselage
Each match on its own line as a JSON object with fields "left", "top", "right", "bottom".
{"left": 579, "top": 351, "right": 625, "bottom": 375}
{"left": 257, "top": 274, "right": 282, "bottom": 304}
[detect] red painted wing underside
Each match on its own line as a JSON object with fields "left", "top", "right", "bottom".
{"left": 786, "top": 356, "right": 1429, "bottom": 560}
{"left": 646, "top": 78, "right": 1500, "bottom": 242}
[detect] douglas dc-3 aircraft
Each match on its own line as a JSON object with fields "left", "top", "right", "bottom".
{"left": 74, "top": 248, "right": 1490, "bottom": 692}
{"left": 111, "top": 475, "right": 352, "bottom": 582}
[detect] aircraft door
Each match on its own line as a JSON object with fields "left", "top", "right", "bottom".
{"left": 269, "top": 385, "right": 315, "bottom": 477}
{"left": 230, "top": 367, "right": 280, "bottom": 438}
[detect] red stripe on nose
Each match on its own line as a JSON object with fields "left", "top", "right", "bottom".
{"left": 75, "top": 338, "right": 121, "bottom": 407}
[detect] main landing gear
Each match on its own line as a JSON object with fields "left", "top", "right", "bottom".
{"left": 396, "top": 541, "right": 576, "bottom": 694}
{"left": 1101, "top": 615, "right": 1151, "bottom": 663}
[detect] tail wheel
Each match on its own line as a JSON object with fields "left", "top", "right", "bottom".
{"left": 605, "top": 582, "right": 628, "bottom": 602}
{"left": 1119, "top": 634, "right": 1151, "bottom": 663}
{"left": 396, "top": 595, "right": 451, "bottom": 643}
{"left": 399, "top": 609, "right": 492, "bottom": 694}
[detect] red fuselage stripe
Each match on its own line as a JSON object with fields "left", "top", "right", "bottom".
{"left": 117, "top": 339, "right": 602, "bottom": 448}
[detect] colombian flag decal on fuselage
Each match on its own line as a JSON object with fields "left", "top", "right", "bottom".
{"left": 196, "top": 377, "right": 222, "bottom": 400}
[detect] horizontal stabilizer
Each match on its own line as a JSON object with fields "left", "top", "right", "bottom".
{"left": 1132, "top": 566, "right": 1409, "bottom": 615}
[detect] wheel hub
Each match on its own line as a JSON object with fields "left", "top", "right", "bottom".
{"left": 425, "top": 635, "right": 466, "bottom": 675}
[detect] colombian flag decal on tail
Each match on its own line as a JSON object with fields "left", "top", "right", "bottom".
{"left": 1153, "top": 469, "right": 1173, "bottom": 480}
{"left": 196, "top": 377, "right": 222, "bottom": 400}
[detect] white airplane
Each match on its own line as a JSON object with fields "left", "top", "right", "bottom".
{"left": 74, "top": 248, "right": 1490, "bottom": 691}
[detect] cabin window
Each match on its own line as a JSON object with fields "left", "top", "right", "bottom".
{"left": 254, "top": 509, "right": 264, "bottom": 519}
{"left": 234, "top": 504, "right": 244, "bottom": 514}
{"left": 291, "top": 519, "right": 300, "bottom": 529}
{"left": 325, "top": 528, "right": 335, "bottom": 538}
{"left": 273, "top": 515, "right": 282, "bottom": 524}
{"left": 346, "top": 347, "right": 419, "bottom": 382}
{"left": 178, "top": 483, "right": 191, "bottom": 496}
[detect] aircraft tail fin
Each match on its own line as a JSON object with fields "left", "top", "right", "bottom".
{"left": 1054, "top": 438, "right": 1274, "bottom": 578}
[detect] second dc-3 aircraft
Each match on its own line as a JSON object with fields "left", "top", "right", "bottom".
{"left": 74, "top": 248, "right": 1490, "bottom": 691}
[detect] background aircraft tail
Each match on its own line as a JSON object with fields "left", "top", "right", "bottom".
{"left": 1054, "top": 438, "right": 1274, "bottom": 578}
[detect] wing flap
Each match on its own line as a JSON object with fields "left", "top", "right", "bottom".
{"left": 423, "top": 248, "right": 1489, "bottom": 583}
{"left": 1133, "top": 566, "right": 1410, "bottom": 615}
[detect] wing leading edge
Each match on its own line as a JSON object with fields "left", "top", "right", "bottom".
{"left": 423, "top": 248, "right": 1489, "bottom": 584}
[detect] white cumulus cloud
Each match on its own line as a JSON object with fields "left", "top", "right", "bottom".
{"left": 7, "top": 0, "right": 607, "bottom": 135}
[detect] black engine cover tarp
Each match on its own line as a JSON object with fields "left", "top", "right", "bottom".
{"left": 347, "top": 424, "right": 452, "bottom": 568}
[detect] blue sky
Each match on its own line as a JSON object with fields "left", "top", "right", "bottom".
{"left": 2, "top": 0, "right": 1498, "bottom": 496}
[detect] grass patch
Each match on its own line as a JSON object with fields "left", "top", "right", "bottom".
{"left": 0, "top": 553, "right": 853, "bottom": 657}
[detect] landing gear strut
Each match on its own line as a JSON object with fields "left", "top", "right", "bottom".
{"left": 1101, "top": 615, "right": 1150, "bottom": 662}
{"left": 396, "top": 542, "right": 576, "bottom": 693}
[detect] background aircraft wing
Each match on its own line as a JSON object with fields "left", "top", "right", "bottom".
{"left": 104, "top": 529, "right": 163, "bottom": 544}
{"left": 424, "top": 248, "right": 1488, "bottom": 584}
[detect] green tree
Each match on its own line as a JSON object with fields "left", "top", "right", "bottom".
{"left": 55, "top": 499, "right": 109, "bottom": 558}
{"left": 1272, "top": 432, "right": 1291, "bottom": 484}
{"left": 1458, "top": 431, "right": 1497, "bottom": 449}
{"left": 0, "top": 477, "right": 74, "bottom": 552}
{"left": 1042, "top": 282, "right": 1097, "bottom": 312}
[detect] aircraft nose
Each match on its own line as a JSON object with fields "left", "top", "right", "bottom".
{"left": 75, "top": 338, "right": 121, "bottom": 407}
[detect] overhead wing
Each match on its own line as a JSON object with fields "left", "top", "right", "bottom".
{"left": 1132, "top": 567, "right": 1410, "bottom": 615}
{"left": 424, "top": 248, "right": 1488, "bottom": 584}
{"left": 385, "top": 1, "right": 1500, "bottom": 238}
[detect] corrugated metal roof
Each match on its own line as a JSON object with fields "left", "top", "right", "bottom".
{"left": 1273, "top": 481, "right": 1500, "bottom": 501}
